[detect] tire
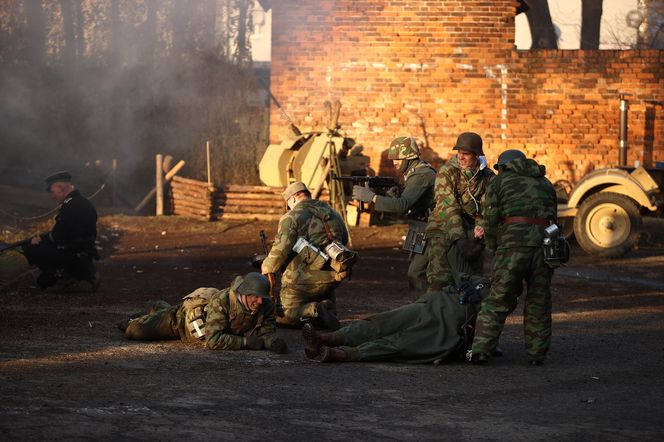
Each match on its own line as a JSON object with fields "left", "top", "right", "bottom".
{"left": 573, "top": 192, "right": 642, "bottom": 258}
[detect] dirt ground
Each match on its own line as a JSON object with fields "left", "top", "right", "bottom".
{"left": 1, "top": 211, "right": 663, "bottom": 441}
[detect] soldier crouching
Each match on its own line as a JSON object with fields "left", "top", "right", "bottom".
{"left": 261, "top": 182, "right": 354, "bottom": 330}
{"left": 119, "top": 272, "right": 288, "bottom": 354}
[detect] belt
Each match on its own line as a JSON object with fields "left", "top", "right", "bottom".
{"left": 503, "top": 216, "right": 550, "bottom": 226}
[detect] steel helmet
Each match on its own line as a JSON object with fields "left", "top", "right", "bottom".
{"left": 387, "top": 136, "right": 421, "bottom": 160}
{"left": 493, "top": 149, "right": 526, "bottom": 170}
{"left": 453, "top": 132, "right": 484, "bottom": 156}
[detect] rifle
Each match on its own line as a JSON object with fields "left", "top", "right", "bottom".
{"left": 0, "top": 233, "right": 46, "bottom": 254}
{"left": 332, "top": 175, "right": 399, "bottom": 211}
{"left": 252, "top": 230, "right": 284, "bottom": 317}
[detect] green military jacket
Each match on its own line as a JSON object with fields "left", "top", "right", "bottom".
{"left": 483, "top": 157, "right": 557, "bottom": 251}
{"left": 426, "top": 155, "right": 494, "bottom": 241}
{"left": 261, "top": 198, "right": 349, "bottom": 289}
{"left": 374, "top": 160, "right": 436, "bottom": 220}
{"left": 204, "top": 286, "right": 278, "bottom": 351}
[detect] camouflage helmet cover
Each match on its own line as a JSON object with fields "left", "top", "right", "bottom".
{"left": 493, "top": 149, "right": 526, "bottom": 170}
{"left": 233, "top": 272, "right": 271, "bottom": 299}
{"left": 453, "top": 132, "right": 484, "bottom": 156}
{"left": 282, "top": 181, "right": 309, "bottom": 201}
{"left": 387, "top": 136, "right": 420, "bottom": 160}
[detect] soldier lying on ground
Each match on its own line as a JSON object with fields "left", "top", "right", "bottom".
{"left": 302, "top": 272, "right": 492, "bottom": 363}
{"left": 21, "top": 171, "right": 100, "bottom": 292}
{"left": 118, "top": 272, "right": 288, "bottom": 354}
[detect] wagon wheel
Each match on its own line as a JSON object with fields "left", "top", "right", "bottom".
{"left": 573, "top": 192, "right": 642, "bottom": 258}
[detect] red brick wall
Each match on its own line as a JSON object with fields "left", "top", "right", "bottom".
{"left": 270, "top": 0, "right": 664, "bottom": 183}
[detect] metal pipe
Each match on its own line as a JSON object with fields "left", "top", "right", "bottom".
{"left": 619, "top": 94, "right": 629, "bottom": 167}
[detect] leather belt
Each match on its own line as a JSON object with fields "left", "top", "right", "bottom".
{"left": 503, "top": 216, "right": 549, "bottom": 226}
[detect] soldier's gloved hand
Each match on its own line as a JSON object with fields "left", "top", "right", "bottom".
{"left": 268, "top": 337, "right": 288, "bottom": 354}
{"left": 455, "top": 238, "right": 484, "bottom": 259}
{"left": 386, "top": 185, "right": 401, "bottom": 198}
{"left": 352, "top": 185, "right": 376, "bottom": 203}
{"left": 244, "top": 336, "right": 265, "bottom": 350}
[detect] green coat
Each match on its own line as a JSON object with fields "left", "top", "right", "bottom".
{"left": 374, "top": 160, "right": 435, "bottom": 220}
{"left": 337, "top": 278, "right": 487, "bottom": 363}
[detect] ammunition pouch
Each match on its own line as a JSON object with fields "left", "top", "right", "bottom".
{"left": 293, "top": 237, "right": 329, "bottom": 270}
{"left": 402, "top": 221, "right": 427, "bottom": 255}
{"left": 324, "top": 241, "right": 358, "bottom": 277}
{"left": 457, "top": 275, "right": 491, "bottom": 305}
{"left": 542, "top": 224, "right": 570, "bottom": 268}
{"left": 181, "top": 287, "right": 217, "bottom": 342}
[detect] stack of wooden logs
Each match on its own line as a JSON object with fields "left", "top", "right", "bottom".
{"left": 214, "top": 185, "right": 285, "bottom": 221}
{"left": 169, "top": 176, "right": 215, "bottom": 221}
{"left": 170, "top": 175, "right": 335, "bottom": 221}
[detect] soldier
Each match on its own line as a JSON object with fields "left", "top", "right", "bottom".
{"left": 352, "top": 136, "right": 435, "bottom": 298}
{"left": 120, "top": 272, "right": 288, "bottom": 354}
{"left": 469, "top": 150, "right": 558, "bottom": 366}
{"left": 425, "top": 132, "right": 494, "bottom": 291}
{"left": 22, "top": 171, "right": 99, "bottom": 291}
{"left": 302, "top": 272, "right": 490, "bottom": 363}
{"left": 262, "top": 182, "right": 352, "bottom": 329}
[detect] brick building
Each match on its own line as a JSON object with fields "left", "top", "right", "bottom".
{"left": 268, "top": 0, "right": 663, "bottom": 183}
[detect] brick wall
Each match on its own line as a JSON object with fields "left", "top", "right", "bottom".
{"left": 270, "top": 0, "right": 664, "bottom": 183}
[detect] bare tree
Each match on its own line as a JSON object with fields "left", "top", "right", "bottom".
{"left": 581, "top": 0, "right": 603, "bottom": 49}
{"left": 523, "top": 0, "right": 559, "bottom": 49}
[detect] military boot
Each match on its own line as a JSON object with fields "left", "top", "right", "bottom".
{"left": 319, "top": 346, "right": 348, "bottom": 363}
{"left": 302, "top": 323, "right": 339, "bottom": 359}
{"left": 315, "top": 302, "right": 340, "bottom": 330}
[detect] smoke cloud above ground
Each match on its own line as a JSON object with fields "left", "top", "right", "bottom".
{"left": 0, "top": 0, "right": 268, "bottom": 196}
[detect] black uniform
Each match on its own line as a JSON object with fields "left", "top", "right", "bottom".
{"left": 23, "top": 190, "right": 98, "bottom": 289}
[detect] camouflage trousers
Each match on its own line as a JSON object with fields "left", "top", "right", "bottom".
{"left": 407, "top": 248, "right": 429, "bottom": 299}
{"left": 426, "top": 234, "right": 483, "bottom": 291}
{"left": 277, "top": 283, "right": 338, "bottom": 327}
{"left": 124, "top": 301, "right": 181, "bottom": 341}
{"left": 472, "top": 247, "right": 553, "bottom": 362}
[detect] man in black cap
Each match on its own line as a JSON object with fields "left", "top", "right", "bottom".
{"left": 22, "top": 171, "right": 99, "bottom": 291}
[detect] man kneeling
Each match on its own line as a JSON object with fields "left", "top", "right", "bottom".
{"left": 303, "top": 274, "right": 489, "bottom": 363}
{"left": 120, "top": 272, "right": 287, "bottom": 354}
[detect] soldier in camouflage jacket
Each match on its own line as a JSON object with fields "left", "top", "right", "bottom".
{"left": 425, "top": 133, "right": 494, "bottom": 291}
{"left": 262, "top": 182, "right": 350, "bottom": 329}
{"left": 470, "top": 150, "right": 557, "bottom": 366}
{"left": 121, "top": 273, "right": 287, "bottom": 353}
{"left": 352, "top": 136, "right": 435, "bottom": 298}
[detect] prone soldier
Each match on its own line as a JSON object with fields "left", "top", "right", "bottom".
{"left": 469, "top": 150, "right": 558, "bottom": 366}
{"left": 302, "top": 271, "right": 490, "bottom": 363}
{"left": 120, "top": 272, "right": 288, "bottom": 354}
{"left": 261, "top": 182, "right": 355, "bottom": 330}
{"left": 425, "top": 133, "right": 494, "bottom": 291}
{"left": 351, "top": 136, "right": 435, "bottom": 298}
{"left": 22, "top": 171, "right": 100, "bottom": 291}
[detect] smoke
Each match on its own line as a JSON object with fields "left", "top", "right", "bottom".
{"left": 0, "top": 0, "right": 268, "bottom": 195}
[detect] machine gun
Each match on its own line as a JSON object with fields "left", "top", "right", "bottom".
{"left": 332, "top": 175, "right": 399, "bottom": 211}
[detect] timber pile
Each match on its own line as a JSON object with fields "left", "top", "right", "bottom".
{"left": 214, "top": 185, "right": 285, "bottom": 221}
{"left": 170, "top": 176, "right": 333, "bottom": 221}
{"left": 170, "top": 176, "right": 215, "bottom": 221}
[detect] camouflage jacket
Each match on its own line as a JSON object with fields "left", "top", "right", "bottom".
{"left": 483, "top": 158, "right": 557, "bottom": 251}
{"left": 204, "top": 284, "right": 278, "bottom": 351}
{"left": 426, "top": 155, "right": 494, "bottom": 241}
{"left": 374, "top": 160, "right": 436, "bottom": 220}
{"left": 261, "top": 199, "right": 349, "bottom": 287}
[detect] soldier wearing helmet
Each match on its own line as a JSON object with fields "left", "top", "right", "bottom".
{"left": 425, "top": 132, "right": 494, "bottom": 292}
{"left": 352, "top": 136, "right": 436, "bottom": 298}
{"left": 119, "top": 272, "right": 288, "bottom": 354}
{"left": 469, "top": 149, "right": 557, "bottom": 366}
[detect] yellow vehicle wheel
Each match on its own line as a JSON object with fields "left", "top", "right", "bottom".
{"left": 573, "top": 192, "right": 642, "bottom": 258}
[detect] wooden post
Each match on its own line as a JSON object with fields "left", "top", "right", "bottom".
{"left": 134, "top": 160, "right": 186, "bottom": 213}
{"left": 206, "top": 141, "right": 212, "bottom": 186}
{"left": 111, "top": 159, "right": 117, "bottom": 207}
{"left": 155, "top": 154, "right": 164, "bottom": 216}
